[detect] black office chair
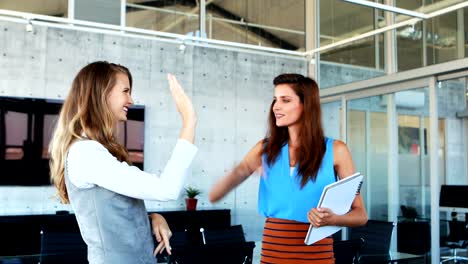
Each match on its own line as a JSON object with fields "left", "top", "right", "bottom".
{"left": 397, "top": 220, "right": 431, "bottom": 255}
{"left": 349, "top": 220, "right": 395, "bottom": 264}
{"left": 0, "top": 221, "right": 41, "bottom": 256}
{"left": 39, "top": 230, "right": 87, "bottom": 264}
{"left": 158, "top": 228, "right": 202, "bottom": 263}
{"left": 168, "top": 225, "right": 255, "bottom": 264}
{"left": 440, "top": 213, "right": 468, "bottom": 263}
{"left": 333, "top": 238, "right": 365, "bottom": 264}
{"left": 439, "top": 185, "right": 468, "bottom": 263}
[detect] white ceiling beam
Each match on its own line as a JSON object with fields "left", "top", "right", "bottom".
{"left": 343, "top": 0, "right": 428, "bottom": 19}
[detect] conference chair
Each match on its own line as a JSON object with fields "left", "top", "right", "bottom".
{"left": 333, "top": 238, "right": 365, "bottom": 264}
{"left": 349, "top": 220, "right": 395, "bottom": 264}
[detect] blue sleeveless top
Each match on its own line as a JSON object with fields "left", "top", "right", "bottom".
{"left": 258, "top": 138, "right": 336, "bottom": 223}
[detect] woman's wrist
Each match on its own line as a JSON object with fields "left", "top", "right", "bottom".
{"left": 183, "top": 119, "right": 197, "bottom": 129}
{"left": 150, "top": 213, "right": 161, "bottom": 222}
{"left": 179, "top": 126, "right": 195, "bottom": 143}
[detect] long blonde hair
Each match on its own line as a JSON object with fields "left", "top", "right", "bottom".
{"left": 49, "top": 61, "right": 132, "bottom": 203}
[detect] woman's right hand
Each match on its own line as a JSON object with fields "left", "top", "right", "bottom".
{"left": 307, "top": 207, "right": 337, "bottom": 228}
{"left": 209, "top": 140, "right": 263, "bottom": 203}
{"left": 167, "top": 74, "right": 197, "bottom": 142}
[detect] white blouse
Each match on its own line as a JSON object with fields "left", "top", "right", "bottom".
{"left": 66, "top": 139, "right": 198, "bottom": 201}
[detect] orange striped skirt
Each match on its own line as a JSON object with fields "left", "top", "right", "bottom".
{"left": 261, "top": 217, "right": 335, "bottom": 264}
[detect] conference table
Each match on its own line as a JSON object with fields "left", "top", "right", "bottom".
{"left": 359, "top": 251, "right": 426, "bottom": 263}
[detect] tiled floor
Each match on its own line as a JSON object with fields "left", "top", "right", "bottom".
{"left": 157, "top": 241, "right": 262, "bottom": 263}
{"left": 253, "top": 245, "right": 468, "bottom": 264}
{"left": 159, "top": 245, "right": 468, "bottom": 264}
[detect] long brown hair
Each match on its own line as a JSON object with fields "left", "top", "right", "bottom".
{"left": 49, "top": 61, "right": 132, "bottom": 203}
{"left": 262, "top": 73, "right": 325, "bottom": 188}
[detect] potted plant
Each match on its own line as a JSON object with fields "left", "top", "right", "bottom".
{"left": 185, "top": 186, "right": 201, "bottom": 211}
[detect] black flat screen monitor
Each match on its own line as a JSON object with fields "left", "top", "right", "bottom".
{"left": 439, "top": 185, "right": 468, "bottom": 213}
{"left": 0, "top": 96, "right": 145, "bottom": 186}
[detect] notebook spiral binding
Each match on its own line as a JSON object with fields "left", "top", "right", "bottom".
{"left": 356, "top": 181, "right": 363, "bottom": 195}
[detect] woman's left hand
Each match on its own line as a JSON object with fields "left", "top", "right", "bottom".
{"left": 307, "top": 207, "right": 337, "bottom": 227}
{"left": 150, "top": 213, "right": 173, "bottom": 256}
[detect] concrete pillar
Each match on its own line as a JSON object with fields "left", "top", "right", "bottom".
{"left": 305, "top": 0, "right": 319, "bottom": 83}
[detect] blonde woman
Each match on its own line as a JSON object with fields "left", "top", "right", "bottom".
{"left": 49, "top": 61, "right": 197, "bottom": 264}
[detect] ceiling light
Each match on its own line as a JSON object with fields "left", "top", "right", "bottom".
{"left": 179, "top": 43, "right": 186, "bottom": 53}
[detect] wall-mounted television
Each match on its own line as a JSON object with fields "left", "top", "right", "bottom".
{"left": 0, "top": 96, "right": 145, "bottom": 186}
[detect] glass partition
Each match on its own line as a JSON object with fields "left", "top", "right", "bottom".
{"left": 320, "top": 0, "right": 375, "bottom": 45}
{"left": 347, "top": 95, "right": 389, "bottom": 220}
{"left": 437, "top": 77, "right": 467, "bottom": 185}
{"left": 205, "top": 0, "right": 305, "bottom": 50}
{"left": 436, "top": 76, "right": 467, "bottom": 260}
{"left": 425, "top": 10, "right": 459, "bottom": 66}
{"left": 395, "top": 88, "right": 433, "bottom": 220}
{"left": 396, "top": 0, "right": 465, "bottom": 13}
{"left": 320, "top": 0, "right": 384, "bottom": 70}
{"left": 466, "top": 8, "right": 468, "bottom": 57}
{"left": 126, "top": 0, "right": 199, "bottom": 35}
{"left": 397, "top": 20, "right": 425, "bottom": 71}
{"left": 320, "top": 35, "right": 385, "bottom": 70}
{"left": 395, "top": 2, "right": 467, "bottom": 70}
{"left": 0, "top": 0, "right": 68, "bottom": 17}
{"left": 321, "top": 100, "right": 342, "bottom": 140}
{"left": 319, "top": 0, "right": 467, "bottom": 73}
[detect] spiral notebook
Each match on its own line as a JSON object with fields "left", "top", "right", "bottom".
{"left": 304, "top": 172, "right": 363, "bottom": 245}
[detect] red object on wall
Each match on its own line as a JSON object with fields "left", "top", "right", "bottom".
{"left": 411, "top": 143, "right": 419, "bottom": 154}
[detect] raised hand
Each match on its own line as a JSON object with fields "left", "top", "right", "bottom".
{"left": 167, "top": 74, "right": 197, "bottom": 127}
{"left": 167, "top": 74, "right": 197, "bottom": 143}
